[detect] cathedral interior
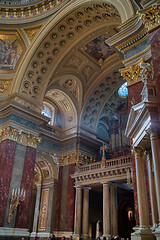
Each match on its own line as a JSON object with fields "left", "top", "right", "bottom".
{"left": 0, "top": 0, "right": 160, "bottom": 240}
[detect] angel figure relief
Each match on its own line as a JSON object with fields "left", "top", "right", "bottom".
{"left": 0, "top": 38, "right": 21, "bottom": 70}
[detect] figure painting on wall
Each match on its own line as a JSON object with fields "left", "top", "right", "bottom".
{"left": 0, "top": 37, "right": 21, "bottom": 70}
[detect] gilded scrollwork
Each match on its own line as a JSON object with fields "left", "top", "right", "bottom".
{"left": 0, "top": 126, "right": 41, "bottom": 148}
{"left": 139, "top": 2, "right": 160, "bottom": 32}
{"left": 120, "top": 58, "right": 145, "bottom": 86}
{"left": 0, "top": 126, "right": 23, "bottom": 143}
{"left": 27, "top": 133, "right": 41, "bottom": 148}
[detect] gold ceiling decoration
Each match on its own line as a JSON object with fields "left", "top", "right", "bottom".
{"left": 23, "top": 24, "right": 43, "bottom": 41}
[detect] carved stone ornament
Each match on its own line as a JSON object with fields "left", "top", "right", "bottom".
{"left": 139, "top": 2, "right": 160, "bottom": 32}
{"left": 120, "top": 58, "right": 145, "bottom": 86}
{"left": 0, "top": 126, "right": 41, "bottom": 148}
{"left": 139, "top": 61, "right": 153, "bottom": 84}
{"left": 0, "top": 127, "right": 22, "bottom": 143}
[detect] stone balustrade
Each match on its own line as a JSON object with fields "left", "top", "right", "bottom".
{"left": 72, "top": 155, "right": 132, "bottom": 186}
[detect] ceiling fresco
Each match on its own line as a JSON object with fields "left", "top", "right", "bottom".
{"left": 85, "top": 34, "right": 116, "bottom": 62}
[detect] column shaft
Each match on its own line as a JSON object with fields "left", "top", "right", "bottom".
{"left": 110, "top": 184, "right": 118, "bottom": 236}
{"left": 150, "top": 131, "right": 160, "bottom": 223}
{"left": 134, "top": 148, "right": 149, "bottom": 227}
{"left": 74, "top": 187, "right": 82, "bottom": 235}
{"left": 147, "top": 151, "right": 158, "bottom": 227}
{"left": 103, "top": 183, "right": 110, "bottom": 238}
{"left": 82, "top": 188, "right": 89, "bottom": 237}
{"left": 32, "top": 182, "right": 42, "bottom": 234}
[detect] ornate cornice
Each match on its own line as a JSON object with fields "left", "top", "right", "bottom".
{"left": 116, "top": 28, "right": 148, "bottom": 53}
{"left": 0, "top": 126, "right": 41, "bottom": 148}
{"left": 139, "top": 2, "right": 160, "bottom": 32}
{"left": 120, "top": 58, "right": 144, "bottom": 86}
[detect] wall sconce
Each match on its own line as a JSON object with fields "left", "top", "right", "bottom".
{"left": 8, "top": 188, "right": 26, "bottom": 223}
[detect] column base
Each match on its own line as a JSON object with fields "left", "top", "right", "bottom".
{"left": 102, "top": 235, "right": 111, "bottom": 240}
{"left": 82, "top": 234, "right": 89, "bottom": 240}
{"left": 36, "top": 232, "right": 50, "bottom": 238}
{"left": 54, "top": 231, "right": 73, "bottom": 238}
{"left": 0, "top": 227, "right": 30, "bottom": 237}
{"left": 153, "top": 224, "right": 160, "bottom": 240}
{"left": 131, "top": 226, "right": 155, "bottom": 240}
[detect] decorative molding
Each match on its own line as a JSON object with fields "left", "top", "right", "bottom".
{"left": 116, "top": 28, "right": 148, "bottom": 53}
{"left": 0, "top": 0, "right": 69, "bottom": 22}
{"left": 123, "top": 45, "right": 151, "bottom": 67}
{"left": 0, "top": 126, "right": 41, "bottom": 148}
{"left": 120, "top": 58, "right": 144, "bottom": 86}
{"left": 23, "top": 24, "right": 43, "bottom": 41}
{"left": 139, "top": 2, "right": 160, "bottom": 32}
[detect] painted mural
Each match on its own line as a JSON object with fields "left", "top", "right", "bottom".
{"left": 0, "top": 33, "right": 23, "bottom": 70}
{"left": 85, "top": 34, "right": 116, "bottom": 61}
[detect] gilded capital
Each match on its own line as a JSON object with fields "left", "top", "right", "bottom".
{"left": 0, "top": 126, "right": 23, "bottom": 143}
{"left": 133, "top": 147, "right": 144, "bottom": 158}
{"left": 120, "top": 58, "right": 144, "bottom": 86}
{"left": 139, "top": 2, "right": 160, "bottom": 32}
{"left": 26, "top": 133, "right": 41, "bottom": 149}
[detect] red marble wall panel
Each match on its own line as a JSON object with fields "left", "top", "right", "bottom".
{"left": 15, "top": 146, "right": 36, "bottom": 228}
{"left": 65, "top": 163, "right": 75, "bottom": 231}
{"left": 0, "top": 140, "right": 16, "bottom": 227}
{"left": 143, "top": 154, "right": 152, "bottom": 226}
{"left": 54, "top": 166, "right": 63, "bottom": 231}
{"left": 131, "top": 153, "right": 139, "bottom": 226}
{"left": 149, "top": 27, "right": 160, "bottom": 116}
{"left": 128, "top": 81, "right": 144, "bottom": 110}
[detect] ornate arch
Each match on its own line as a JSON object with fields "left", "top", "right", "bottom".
{"left": 11, "top": 0, "right": 134, "bottom": 105}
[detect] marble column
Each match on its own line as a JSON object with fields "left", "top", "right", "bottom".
{"left": 30, "top": 181, "right": 42, "bottom": 238}
{"left": 110, "top": 184, "right": 118, "bottom": 236}
{"left": 133, "top": 147, "right": 154, "bottom": 239}
{"left": 82, "top": 187, "right": 89, "bottom": 239}
{"left": 150, "top": 131, "right": 160, "bottom": 228}
{"left": 146, "top": 150, "right": 158, "bottom": 229}
{"left": 103, "top": 183, "right": 111, "bottom": 239}
{"left": 74, "top": 186, "right": 82, "bottom": 236}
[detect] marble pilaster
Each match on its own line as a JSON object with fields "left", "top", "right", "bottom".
{"left": 15, "top": 146, "right": 37, "bottom": 229}
{"left": 0, "top": 140, "right": 16, "bottom": 227}
{"left": 30, "top": 181, "right": 42, "bottom": 238}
